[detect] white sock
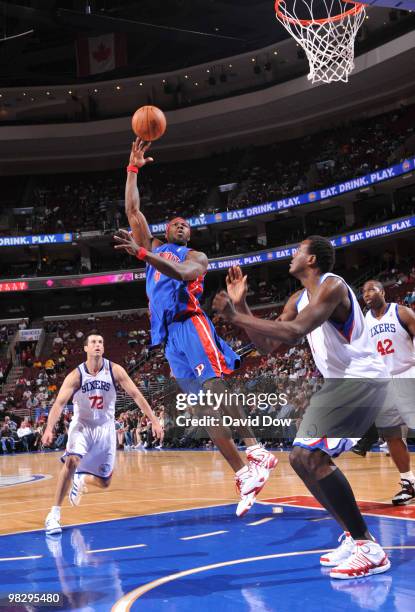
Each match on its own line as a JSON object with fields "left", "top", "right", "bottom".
{"left": 246, "top": 444, "right": 261, "bottom": 453}
{"left": 51, "top": 505, "right": 61, "bottom": 516}
{"left": 400, "top": 471, "right": 415, "bottom": 483}
{"left": 236, "top": 465, "right": 249, "bottom": 477}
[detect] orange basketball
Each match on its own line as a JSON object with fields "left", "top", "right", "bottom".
{"left": 131, "top": 106, "right": 167, "bottom": 141}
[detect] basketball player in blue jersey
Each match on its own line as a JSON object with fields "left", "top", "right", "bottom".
{"left": 43, "top": 332, "right": 162, "bottom": 535}
{"left": 363, "top": 279, "right": 415, "bottom": 505}
{"left": 213, "top": 236, "right": 391, "bottom": 579}
{"left": 114, "top": 138, "right": 277, "bottom": 517}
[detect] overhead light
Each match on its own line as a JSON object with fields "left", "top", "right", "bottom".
{"left": 46, "top": 91, "right": 51, "bottom": 95}
{"left": 251, "top": 58, "right": 256, "bottom": 62}
{"left": 116, "top": 85, "right": 121, "bottom": 90}
{"left": 206, "top": 69, "right": 210, "bottom": 73}
{"left": 68, "top": 90, "right": 72, "bottom": 94}
{"left": 162, "top": 79, "right": 166, "bottom": 83}
{"left": 139, "top": 82, "right": 143, "bottom": 86}
{"left": 273, "top": 51, "right": 278, "bottom": 55}
{"left": 194, "top": 82, "right": 199, "bottom": 86}
{"left": 22, "top": 92, "right": 27, "bottom": 96}
{"left": 93, "top": 88, "right": 98, "bottom": 93}
{"left": 184, "top": 75, "right": 189, "bottom": 79}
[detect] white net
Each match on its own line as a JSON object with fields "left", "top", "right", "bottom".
{"left": 275, "top": 0, "right": 366, "bottom": 84}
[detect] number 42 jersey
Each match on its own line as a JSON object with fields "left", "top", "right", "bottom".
{"left": 365, "top": 303, "right": 415, "bottom": 375}
{"left": 72, "top": 358, "right": 117, "bottom": 425}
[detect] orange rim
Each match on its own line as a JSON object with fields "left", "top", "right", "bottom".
{"left": 275, "top": 0, "right": 365, "bottom": 26}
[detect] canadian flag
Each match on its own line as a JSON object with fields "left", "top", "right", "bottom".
{"left": 76, "top": 33, "right": 127, "bottom": 77}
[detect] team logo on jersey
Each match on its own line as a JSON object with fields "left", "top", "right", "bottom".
{"left": 99, "top": 463, "right": 112, "bottom": 476}
{"left": 195, "top": 363, "right": 205, "bottom": 377}
{"left": 0, "top": 474, "right": 52, "bottom": 489}
{"left": 370, "top": 323, "right": 396, "bottom": 337}
{"left": 81, "top": 380, "right": 111, "bottom": 393}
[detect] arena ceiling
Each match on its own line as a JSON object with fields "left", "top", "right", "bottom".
{"left": 0, "top": 0, "right": 289, "bottom": 86}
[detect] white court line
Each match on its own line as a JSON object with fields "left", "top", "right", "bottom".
{"left": 0, "top": 501, "right": 236, "bottom": 537}
{"left": 0, "top": 555, "right": 42, "bottom": 562}
{"left": 87, "top": 544, "right": 147, "bottom": 554}
{"left": 181, "top": 530, "right": 228, "bottom": 541}
{"left": 247, "top": 517, "right": 275, "bottom": 526}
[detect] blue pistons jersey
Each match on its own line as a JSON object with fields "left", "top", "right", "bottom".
{"left": 146, "top": 243, "right": 204, "bottom": 346}
{"left": 146, "top": 242, "right": 240, "bottom": 385}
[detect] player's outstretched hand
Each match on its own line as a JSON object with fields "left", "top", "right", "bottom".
{"left": 129, "top": 138, "right": 154, "bottom": 168}
{"left": 213, "top": 290, "right": 236, "bottom": 320}
{"left": 151, "top": 418, "right": 163, "bottom": 439}
{"left": 42, "top": 428, "right": 54, "bottom": 447}
{"left": 226, "top": 266, "right": 248, "bottom": 305}
{"left": 114, "top": 229, "right": 141, "bottom": 256}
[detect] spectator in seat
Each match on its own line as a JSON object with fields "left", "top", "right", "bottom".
{"left": 4, "top": 415, "right": 17, "bottom": 432}
{"left": 17, "top": 420, "right": 35, "bottom": 452}
{"left": 45, "top": 358, "right": 55, "bottom": 374}
{"left": 1, "top": 422, "right": 16, "bottom": 453}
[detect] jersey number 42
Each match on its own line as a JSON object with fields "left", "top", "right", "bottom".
{"left": 376, "top": 339, "right": 395, "bottom": 356}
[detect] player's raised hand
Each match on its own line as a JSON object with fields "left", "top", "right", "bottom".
{"left": 114, "top": 229, "right": 141, "bottom": 256}
{"left": 226, "top": 266, "right": 248, "bottom": 305}
{"left": 213, "top": 290, "right": 236, "bottom": 320}
{"left": 129, "top": 137, "right": 154, "bottom": 168}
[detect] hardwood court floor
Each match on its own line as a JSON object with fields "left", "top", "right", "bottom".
{"left": 0, "top": 449, "right": 408, "bottom": 536}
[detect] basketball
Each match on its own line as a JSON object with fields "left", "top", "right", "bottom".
{"left": 131, "top": 106, "right": 167, "bottom": 141}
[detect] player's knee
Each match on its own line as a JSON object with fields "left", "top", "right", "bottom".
{"left": 65, "top": 454, "right": 81, "bottom": 470}
{"left": 289, "top": 446, "right": 323, "bottom": 475}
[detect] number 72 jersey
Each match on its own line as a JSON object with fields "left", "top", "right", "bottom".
{"left": 365, "top": 303, "right": 415, "bottom": 375}
{"left": 72, "top": 358, "right": 117, "bottom": 425}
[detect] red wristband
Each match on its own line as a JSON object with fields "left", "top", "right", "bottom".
{"left": 136, "top": 247, "right": 148, "bottom": 260}
{"left": 127, "top": 165, "right": 139, "bottom": 174}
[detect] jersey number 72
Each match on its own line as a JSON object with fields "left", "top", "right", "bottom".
{"left": 89, "top": 395, "right": 104, "bottom": 409}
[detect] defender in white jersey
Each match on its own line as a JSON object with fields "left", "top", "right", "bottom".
{"left": 214, "top": 237, "right": 391, "bottom": 579}
{"left": 43, "top": 332, "right": 162, "bottom": 535}
{"left": 363, "top": 280, "right": 415, "bottom": 506}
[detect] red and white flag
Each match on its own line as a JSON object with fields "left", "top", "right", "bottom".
{"left": 76, "top": 33, "right": 127, "bottom": 77}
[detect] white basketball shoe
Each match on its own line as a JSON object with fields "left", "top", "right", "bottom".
{"left": 320, "top": 532, "right": 355, "bottom": 567}
{"left": 69, "top": 473, "right": 87, "bottom": 507}
{"left": 330, "top": 540, "right": 391, "bottom": 579}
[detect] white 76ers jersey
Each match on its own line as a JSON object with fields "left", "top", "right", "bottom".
{"left": 365, "top": 303, "right": 415, "bottom": 375}
{"left": 72, "top": 358, "right": 117, "bottom": 425}
{"left": 296, "top": 273, "right": 387, "bottom": 379}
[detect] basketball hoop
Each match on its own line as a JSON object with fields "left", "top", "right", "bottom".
{"left": 275, "top": 0, "right": 366, "bottom": 84}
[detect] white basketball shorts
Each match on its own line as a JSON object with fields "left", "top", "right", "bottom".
{"left": 62, "top": 419, "right": 116, "bottom": 479}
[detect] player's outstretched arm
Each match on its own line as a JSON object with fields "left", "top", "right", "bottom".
{"left": 225, "top": 266, "right": 299, "bottom": 353}
{"left": 397, "top": 304, "right": 415, "bottom": 338}
{"left": 114, "top": 233, "right": 208, "bottom": 281}
{"left": 42, "top": 369, "right": 80, "bottom": 446}
{"left": 125, "top": 138, "right": 162, "bottom": 252}
{"left": 213, "top": 277, "right": 344, "bottom": 346}
{"left": 112, "top": 363, "right": 163, "bottom": 438}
